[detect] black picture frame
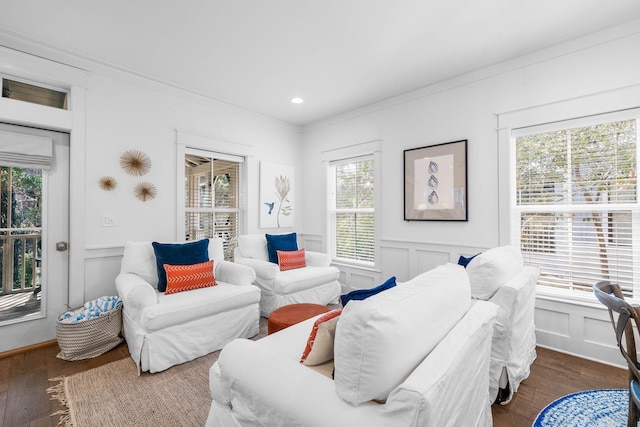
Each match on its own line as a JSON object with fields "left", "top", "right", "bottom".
{"left": 404, "top": 139, "right": 468, "bottom": 221}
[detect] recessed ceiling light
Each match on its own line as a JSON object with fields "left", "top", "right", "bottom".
{"left": 291, "top": 97, "right": 304, "bottom": 104}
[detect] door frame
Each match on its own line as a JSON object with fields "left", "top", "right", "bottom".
{"left": 0, "top": 46, "right": 87, "bottom": 351}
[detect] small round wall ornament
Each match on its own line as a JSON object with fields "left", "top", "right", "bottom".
{"left": 134, "top": 181, "right": 157, "bottom": 201}
{"left": 120, "top": 149, "right": 152, "bottom": 176}
{"left": 98, "top": 176, "right": 117, "bottom": 191}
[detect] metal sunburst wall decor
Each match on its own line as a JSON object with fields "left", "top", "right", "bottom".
{"left": 120, "top": 149, "right": 152, "bottom": 176}
{"left": 98, "top": 176, "right": 117, "bottom": 191}
{"left": 134, "top": 181, "right": 157, "bottom": 201}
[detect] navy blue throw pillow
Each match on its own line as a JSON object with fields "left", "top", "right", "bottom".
{"left": 152, "top": 239, "right": 209, "bottom": 292}
{"left": 265, "top": 233, "right": 298, "bottom": 264}
{"left": 340, "top": 276, "right": 397, "bottom": 307}
{"left": 458, "top": 253, "right": 480, "bottom": 268}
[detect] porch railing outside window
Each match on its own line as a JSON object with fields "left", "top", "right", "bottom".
{"left": 0, "top": 166, "right": 42, "bottom": 295}
{"left": 184, "top": 153, "right": 242, "bottom": 260}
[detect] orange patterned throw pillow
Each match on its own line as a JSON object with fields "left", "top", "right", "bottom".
{"left": 277, "top": 248, "right": 306, "bottom": 271}
{"left": 163, "top": 260, "right": 216, "bottom": 294}
{"left": 300, "top": 309, "right": 342, "bottom": 366}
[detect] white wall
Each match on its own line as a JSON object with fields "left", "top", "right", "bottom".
{"left": 0, "top": 42, "right": 302, "bottom": 351}
{"left": 300, "top": 20, "right": 640, "bottom": 366}
{"left": 81, "top": 71, "right": 302, "bottom": 298}
{"left": 80, "top": 73, "right": 302, "bottom": 301}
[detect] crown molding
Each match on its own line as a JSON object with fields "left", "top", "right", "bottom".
{"left": 0, "top": 28, "right": 301, "bottom": 133}
{"left": 303, "top": 19, "right": 640, "bottom": 133}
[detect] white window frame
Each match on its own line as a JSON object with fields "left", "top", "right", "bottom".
{"left": 176, "top": 131, "right": 252, "bottom": 249}
{"left": 183, "top": 148, "right": 243, "bottom": 255}
{"left": 328, "top": 155, "right": 375, "bottom": 266}
{"left": 497, "top": 86, "right": 640, "bottom": 303}
{"left": 322, "top": 140, "right": 381, "bottom": 269}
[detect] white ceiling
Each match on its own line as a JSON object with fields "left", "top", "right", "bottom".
{"left": 2, "top": 1, "right": 640, "bottom": 126}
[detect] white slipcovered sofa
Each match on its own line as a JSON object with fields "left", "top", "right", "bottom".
{"left": 206, "top": 263, "right": 498, "bottom": 427}
{"left": 115, "top": 238, "right": 261, "bottom": 373}
{"left": 234, "top": 234, "right": 341, "bottom": 317}
{"left": 462, "top": 245, "right": 540, "bottom": 404}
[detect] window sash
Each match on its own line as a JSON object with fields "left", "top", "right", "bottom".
{"left": 513, "top": 114, "right": 640, "bottom": 298}
{"left": 184, "top": 152, "right": 242, "bottom": 260}
{"left": 519, "top": 209, "right": 636, "bottom": 295}
{"left": 329, "top": 157, "right": 375, "bottom": 265}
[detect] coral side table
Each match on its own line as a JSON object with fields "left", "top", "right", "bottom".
{"left": 267, "top": 303, "right": 331, "bottom": 335}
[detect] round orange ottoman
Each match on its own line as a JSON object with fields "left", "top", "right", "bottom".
{"left": 268, "top": 303, "right": 331, "bottom": 334}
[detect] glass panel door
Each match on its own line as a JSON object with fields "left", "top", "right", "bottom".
{"left": 0, "top": 167, "right": 43, "bottom": 323}
{"left": 0, "top": 123, "right": 68, "bottom": 334}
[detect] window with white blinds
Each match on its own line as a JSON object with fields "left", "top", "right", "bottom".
{"left": 513, "top": 113, "right": 639, "bottom": 297}
{"left": 328, "top": 156, "right": 375, "bottom": 265}
{"left": 184, "top": 150, "right": 243, "bottom": 260}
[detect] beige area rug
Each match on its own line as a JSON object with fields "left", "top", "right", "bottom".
{"left": 47, "top": 351, "right": 219, "bottom": 427}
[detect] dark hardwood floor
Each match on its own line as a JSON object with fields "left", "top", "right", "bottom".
{"left": 0, "top": 340, "right": 628, "bottom": 427}
{"left": 0, "top": 342, "right": 130, "bottom": 427}
{"left": 492, "top": 346, "right": 628, "bottom": 426}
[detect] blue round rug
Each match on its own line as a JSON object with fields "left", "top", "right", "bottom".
{"left": 533, "top": 389, "right": 628, "bottom": 427}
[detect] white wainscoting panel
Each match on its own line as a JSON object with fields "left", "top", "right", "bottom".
{"left": 81, "top": 245, "right": 125, "bottom": 304}
{"left": 83, "top": 256, "right": 122, "bottom": 302}
{"left": 583, "top": 316, "right": 616, "bottom": 347}
{"left": 535, "top": 307, "right": 570, "bottom": 338}
{"left": 299, "top": 234, "right": 323, "bottom": 253}
{"left": 415, "top": 249, "right": 451, "bottom": 277}
{"left": 535, "top": 296, "right": 626, "bottom": 368}
{"left": 335, "top": 267, "right": 381, "bottom": 293}
{"left": 380, "top": 246, "right": 410, "bottom": 282}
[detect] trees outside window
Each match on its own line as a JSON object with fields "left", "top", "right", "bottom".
{"left": 0, "top": 166, "right": 42, "bottom": 294}
{"left": 328, "top": 157, "right": 375, "bottom": 265}
{"left": 514, "top": 116, "right": 637, "bottom": 297}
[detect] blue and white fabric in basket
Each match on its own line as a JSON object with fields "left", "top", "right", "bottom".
{"left": 58, "top": 296, "right": 122, "bottom": 323}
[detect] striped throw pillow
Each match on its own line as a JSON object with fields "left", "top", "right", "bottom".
{"left": 163, "top": 260, "right": 216, "bottom": 294}
{"left": 277, "top": 248, "right": 306, "bottom": 271}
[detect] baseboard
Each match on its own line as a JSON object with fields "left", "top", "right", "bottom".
{"left": 0, "top": 339, "right": 57, "bottom": 359}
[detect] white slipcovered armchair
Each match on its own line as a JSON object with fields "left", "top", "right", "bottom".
{"left": 115, "top": 238, "right": 260, "bottom": 373}
{"left": 234, "top": 234, "right": 341, "bottom": 317}
{"left": 462, "top": 245, "right": 540, "bottom": 404}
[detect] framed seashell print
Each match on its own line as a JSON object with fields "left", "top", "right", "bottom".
{"left": 404, "top": 139, "right": 467, "bottom": 221}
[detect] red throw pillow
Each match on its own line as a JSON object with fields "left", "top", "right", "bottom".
{"left": 277, "top": 248, "right": 306, "bottom": 271}
{"left": 300, "top": 309, "right": 342, "bottom": 366}
{"left": 163, "top": 260, "right": 216, "bottom": 295}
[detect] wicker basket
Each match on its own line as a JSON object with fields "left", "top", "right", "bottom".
{"left": 56, "top": 305, "right": 123, "bottom": 361}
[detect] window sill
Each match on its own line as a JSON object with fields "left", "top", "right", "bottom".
{"left": 535, "top": 285, "right": 640, "bottom": 309}
{"left": 330, "top": 260, "right": 380, "bottom": 273}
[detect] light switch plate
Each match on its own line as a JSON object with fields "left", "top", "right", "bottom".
{"left": 102, "top": 213, "right": 117, "bottom": 227}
